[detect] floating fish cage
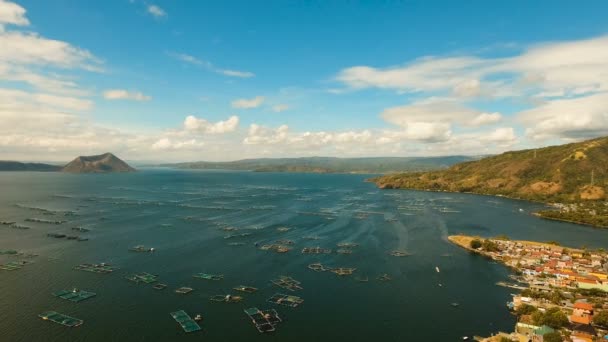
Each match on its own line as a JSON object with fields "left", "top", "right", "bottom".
{"left": 210, "top": 294, "right": 243, "bottom": 303}
{"left": 330, "top": 267, "right": 356, "bottom": 276}
{"left": 377, "top": 274, "right": 392, "bottom": 281}
{"left": 74, "top": 263, "right": 116, "bottom": 274}
{"left": 193, "top": 273, "right": 223, "bottom": 281}
{"left": 355, "top": 275, "right": 369, "bottom": 282}
{"left": 53, "top": 289, "right": 96, "bottom": 303}
{"left": 244, "top": 307, "right": 282, "bottom": 333}
{"left": 129, "top": 245, "right": 155, "bottom": 253}
{"left": 274, "top": 239, "right": 294, "bottom": 245}
{"left": 259, "top": 244, "right": 291, "bottom": 253}
{"left": 233, "top": 285, "right": 258, "bottom": 293}
{"left": 170, "top": 310, "right": 201, "bottom": 333}
{"left": 301, "top": 246, "right": 332, "bottom": 254}
{"left": 267, "top": 293, "right": 303, "bottom": 308}
{"left": 271, "top": 276, "right": 302, "bottom": 291}
{"left": 175, "top": 287, "right": 194, "bottom": 294}
{"left": 276, "top": 227, "right": 290, "bottom": 232}
{"left": 337, "top": 242, "right": 359, "bottom": 248}
{"left": 153, "top": 283, "right": 167, "bottom": 290}
{"left": 38, "top": 311, "right": 83, "bottom": 327}
{"left": 336, "top": 249, "right": 353, "bottom": 255}
{"left": 307, "top": 263, "right": 331, "bottom": 272}
{"left": 0, "top": 260, "right": 32, "bottom": 271}
{"left": 126, "top": 272, "right": 158, "bottom": 284}
{"left": 389, "top": 250, "right": 411, "bottom": 257}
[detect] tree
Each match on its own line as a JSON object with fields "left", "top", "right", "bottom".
{"left": 593, "top": 310, "right": 608, "bottom": 328}
{"left": 543, "top": 331, "right": 563, "bottom": 342}
{"left": 470, "top": 239, "right": 482, "bottom": 249}
{"left": 542, "top": 308, "right": 569, "bottom": 329}
{"left": 515, "top": 304, "right": 537, "bottom": 316}
{"left": 499, "top": 337, "right": 512, "bottom": 342}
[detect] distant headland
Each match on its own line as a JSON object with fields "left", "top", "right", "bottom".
{"left": 0, "top": 153, "right": 135, "bottom": 174}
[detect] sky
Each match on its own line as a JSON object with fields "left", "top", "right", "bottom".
{"left": 1, "top": 0, "right": 608, "bottom": 162}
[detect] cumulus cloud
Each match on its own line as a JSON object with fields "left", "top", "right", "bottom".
{"left": 183, "top": 115, "right": 239, "bottom": 134}
{"left": 470, "top": 112, "right": 502, "bottom": 126}
{"left": 147, "top": 4, "right": 166, "bottom": 18}
{"left": 272, "top": 104, "right": 289, "bottom": 112}
{"left": 0, "top": 0, "right": 29, "bottom": 27}
{"left": 519, "top": 92, "right": 608, "bottom": 140}
{"left": 103, "top": 89, "right": 151, "bottom": 101}
{"left": 169, "top": 52, "right": 255, "bottom": 78}
{"left": 231, "top": 96, "right": 264, "bottom": 109}
{"left": 151, "top": 138, "right": 204, "bottom": 151}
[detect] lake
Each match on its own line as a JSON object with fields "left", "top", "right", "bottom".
{"left": 1, "top": 169, "right": 607, "bottom": 341}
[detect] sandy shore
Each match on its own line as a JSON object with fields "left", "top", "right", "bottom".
{"left": 448, "top": 235, "right": 582, "bottom": 252}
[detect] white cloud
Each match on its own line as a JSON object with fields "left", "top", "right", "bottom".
{"left": 220, "top": 69, "right": 255, "bottom": 78}
{"left": 147, "top": 4, "right": 166, "bottom": 18}
{"left": 519, "top": 92, "right": 608, "bottom": 140}
{"left": 0, "top": 0, "right": 29, "bottom": 28}
{"left": 231, "top": 96, "right": 264, "bottom": 109}
{"left": 151, "top": 138, "right": 204, "bottom": 151}
{"left": 272, "top": 104, "right": 289, "bottom": 112}
{"left": 183, "top": 115, "right": 239, "bottom": 134}
{"left": 335, "top": 34, "right": 608, "bottom": 101}
{"left": 169, "top": 52, "right": 255, "bottom": 78}
{"left": 103, "top": 89, "right": 151, "bottom": 101}
{"left": 244, "top": 124, "right": 289, "bottom": 145}
{"left": 0, "top": 31, "right": 102, "bottom": 71}
{"left": 470, "top": 112, "right": 502, "bottom": 126}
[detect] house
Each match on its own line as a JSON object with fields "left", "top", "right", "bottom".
{"left": 570, "top": 302, "right": 594, "bottom": 325}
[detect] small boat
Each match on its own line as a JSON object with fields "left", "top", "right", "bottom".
{"left": 462, "top": 337, "right": 469, "bottom": 340}
{"left": 435, "top": 266, "right": 440, "bottom": 273}
{"left": 451, "top": 302, "right": 460, "bottom": 307}
{"left": 194, "top": 314, "right": 203, "bottom": 321}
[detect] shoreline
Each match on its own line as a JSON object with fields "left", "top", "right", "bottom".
{"left": 374, "top": 183, "right": 608, "bottom": 229}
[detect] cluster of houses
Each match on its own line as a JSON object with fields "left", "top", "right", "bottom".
{"left": 473, "top": 238, "right": 608, "bottom": 342}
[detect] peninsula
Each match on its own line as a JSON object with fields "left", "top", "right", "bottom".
{"left": 374, "top": 137, "right": 608, "bottom": 228}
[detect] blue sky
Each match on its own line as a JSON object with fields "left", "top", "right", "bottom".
{"left": 1, "top": 0, "right": 608, "bottom": 161}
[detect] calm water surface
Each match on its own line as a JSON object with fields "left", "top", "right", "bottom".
{"left": 1, "top": 170, "right": 608, "bottom": 341}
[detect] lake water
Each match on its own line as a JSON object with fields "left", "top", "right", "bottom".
{"left": 1, "top": 169, "right": 608, "bottom": 341}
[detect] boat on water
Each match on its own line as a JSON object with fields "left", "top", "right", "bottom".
{"left": 194, "top": 314, "right": 203, "bottom": 321}
{"left": 435, "top": 266, "right": 440, "bottom": 273}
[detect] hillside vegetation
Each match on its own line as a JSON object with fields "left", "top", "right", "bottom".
{"left": 374, "top": 137, "right": 608, "bottom": 227}
{"left": 162, "top": 156, "right": 475, "bottom": 174}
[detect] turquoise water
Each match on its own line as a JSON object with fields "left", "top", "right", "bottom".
{"left": 1, "top": 169, "right": 608, "bottom": 341}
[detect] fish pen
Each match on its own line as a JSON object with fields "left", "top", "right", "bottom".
{"left": 126, "top": 272, "right": 158, "bottom": 284}
{"left": 129, "top": 245, "right": 155, "bottom": 253}
{"left": 259, "top": 244, "right": 291, "bottom": 253}
{"left": 337, "top": 249, "right": 353, "bottom": 255}
{"left": 53, "top": 289, "right": 96, "bottom": 303}
{"left": 74, "top": 263, "right": 116, "bottom": 274}
{"left": 170, "top": 310, "right": 201, "bottom": 333}
{"left": 389, "top": 250, "right": 411, "bottom": 257}
{"left": 38, "top": 311, "right": 83, "bottom": 327}
{"left": 153, "top": 283, "right": 167, "bottom": 290}
{"left": 210, "top": 294, "right": 243, "bottom": 303}
{"left": 193, "top": 273, "right": 224, "bottom": 281}
{"left": 267, "top": 293, "right": 304, "bottom": 308}
{"left": 307, "top": 263, "right": 331, "bottom": 272}
{"left": 0, "top": 260, "right": 33, "bottom": 271}
{"left": 175, "top": 287, "right": 194, "bottom": 294}
{"left": 337, "top": 242, "right": 359, "bottom": 248}
{"left": 233, "top": 285, "right": 258, "bottom": 293}
{"left": 377, "top": 273, "right": 392, "bottom": 281}
{"left": 244, "top": 307, "right": 282, "bottom": 333}
{"left": 330, "top": 267, "right": 356, "bottom": 276}
{"left": 271, "top": 276, "right": 302, "bottom": 291}
{"left": 301, "top": 246, "right": 332, "bottom": 254}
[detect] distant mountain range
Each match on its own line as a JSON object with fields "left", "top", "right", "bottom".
{"left": 373, "top": 136, "right": 608, "bottom": 227}
{"left": 160, "top": 156, "right": 477, "bottom": 174}
{"left": 0, "top": 161, "right": 62, "bottom": 172}
{"left": 0, "top": 153, "right": 136, "bottom": 173}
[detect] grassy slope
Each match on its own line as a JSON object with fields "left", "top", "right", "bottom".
{"left": 374, "top": 137, "right": 608, "bottom": 227}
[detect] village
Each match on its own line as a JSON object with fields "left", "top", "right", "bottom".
{"left": 449, "top": 235, "right": 608, "bottom": 342}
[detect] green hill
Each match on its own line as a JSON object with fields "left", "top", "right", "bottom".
{"left": 373, "top": 136, "right": 608, "bottom": 227}
{"left": 162, "top": 156, "right": 475, "bottom": 174}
